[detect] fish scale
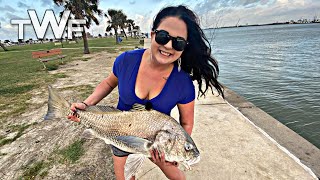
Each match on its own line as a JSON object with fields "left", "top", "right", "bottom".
{"left": 45, "top": 85, "right": 200, "bottom": 169}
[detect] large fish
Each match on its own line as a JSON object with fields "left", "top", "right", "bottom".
{"left": 45, "top": 85, "right": 200, "bottom": 170}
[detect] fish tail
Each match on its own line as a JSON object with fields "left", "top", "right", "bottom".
{"left": 44, "top": 85, "right": 71, "bottom": 120}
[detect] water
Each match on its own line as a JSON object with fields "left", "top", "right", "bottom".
{"left": 207, "top": 24, "right": 320, "bottom": 148}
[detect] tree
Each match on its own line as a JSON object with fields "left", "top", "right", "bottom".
{"left": 54, "top": 0, "right": 102, "bottom": 54}
{"left": 133, "top": 25, "right": 140, "bottom": 38}
{"left": 127, "top": 19, "right": 135, "bottom": 38}
{"left": 105, "top": 9, "right": 128, "bottom": 43}
{"left": 118, "top": 11, "right": 128, "bottom": 40}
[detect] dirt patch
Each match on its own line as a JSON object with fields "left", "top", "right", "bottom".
{"left": 0, "top": 50, "right": 126, "bottom": 179}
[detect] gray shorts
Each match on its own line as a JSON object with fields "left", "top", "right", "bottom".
{"left": 111, "top": 145, "right": 131, "bottom": 157}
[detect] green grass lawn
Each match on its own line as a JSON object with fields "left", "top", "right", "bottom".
{"left": 0, "top": 37, "right": 141, "bottom": 121}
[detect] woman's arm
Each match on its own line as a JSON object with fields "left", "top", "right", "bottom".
{"left": 177, "top": 100, "right": 195, "bottom": 135}
{"left": 68, "top": 72, "right": 118, "bottom": 122}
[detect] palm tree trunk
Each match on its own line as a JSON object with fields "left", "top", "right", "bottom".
{"left": 121, "top": 28, "right": 128, "bottom": 40}
{"left": 82, "top": 31, "right": 90, "bottom": 54}
{"left": 0, "top": 43, "right": 8, "bottom": 51}
{"left": 114, "top": 28, "right": 119, "bottom": 44}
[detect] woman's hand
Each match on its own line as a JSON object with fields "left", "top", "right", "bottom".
{"left": 67, "top": 102, "right": 86, "bottom": 122}
{"left": 149, "top": 149, "right": 178, "bottom": 167}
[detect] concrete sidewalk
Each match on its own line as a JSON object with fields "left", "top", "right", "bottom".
{"left": 135, "top": 90, "right": 318, "bottom": 179}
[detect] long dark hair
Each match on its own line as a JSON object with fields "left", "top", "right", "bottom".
{"left": 152, "top": 5, "right": 224, "bottom": 98}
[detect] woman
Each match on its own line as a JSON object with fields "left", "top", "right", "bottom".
{"left": 69, "top": 5, "right": 224, "bottom": 180}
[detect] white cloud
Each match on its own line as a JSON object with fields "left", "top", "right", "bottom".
{"left": 0, "top": 5, "right": 16, "bottom": 13}
{"left": 4, "top": 24, "right": 14, "bottom": 29}
{"left": 193, "top": 0, "right": 320, "bottom": 27}
{"left": 134, "top": 14, "right": 151, "bottom": 32}
{"left": 18, "top": 2, "right": 31, "bottom": 9}
{"left": 129, "top": 0, "right": 136, "bottom": 5}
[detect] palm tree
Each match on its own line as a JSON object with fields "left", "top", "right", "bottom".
{"left": 118, "top": 12, "right": 128, "bottom": 40}
{"left": 105, "top": 9, "right": 128, "bottom": 43}
{"left": 53, "top": 0, "right": 102, "bottom": 54}
{"left": 127, "top": 19, "right": 135, "bottom": 38}
{"left": 105, "top": 9, "right": 119, "bottom": 43}
{"left": 133, "top": 25, "right": 140, "bottom": 38}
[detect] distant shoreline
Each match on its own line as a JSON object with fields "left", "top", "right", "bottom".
{"left": 206, "top": 21, "right": 320, "bottom": 30}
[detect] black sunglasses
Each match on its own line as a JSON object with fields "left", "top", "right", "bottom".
{"left": 153, "top": 29, "right": 188, "bottom": 51}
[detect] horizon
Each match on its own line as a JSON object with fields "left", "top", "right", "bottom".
{"left": 0, "top": 0, "right": 320, "bottom": 41}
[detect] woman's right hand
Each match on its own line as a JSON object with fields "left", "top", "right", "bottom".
{"left": 67, "top": 102, "right": 87, "bottom": 122}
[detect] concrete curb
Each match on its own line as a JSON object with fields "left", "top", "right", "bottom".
{"left": 223, "top": 87, "right": 320, "bottom": 178}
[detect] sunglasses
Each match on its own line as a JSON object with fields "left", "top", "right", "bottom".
{"left": 153, "top": 29, "right": 188, "bottom": 51}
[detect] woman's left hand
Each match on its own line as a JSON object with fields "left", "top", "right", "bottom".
{"left": 149, "top": 149, "right": 178, "bottom": 167}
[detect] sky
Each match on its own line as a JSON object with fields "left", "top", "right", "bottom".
{"left": 0, "top": 0, "right": 319, "bottom": 41}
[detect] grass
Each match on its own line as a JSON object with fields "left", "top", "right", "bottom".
{"left": 52, "top": 73, "right": 68, "bottom": 79}
{"left": 58, "top": 139, "right": 85, "bottom": 164}
{"left": 0, "top": 122, "right": 38, "bottom": 147}
{"left": 0, "top": 37, "right": 140, "bottom": 179}
{"left": 59, "top": 85, "right": 96, "bottom": 101}
{"left": 21, "top": 160, "right": 50, "bottom": 180}
{"left": 19, "top": 139, "right": 86, "bottom": 179}
{"left": 0, "top": 37, "right": 140, "bottom": 121}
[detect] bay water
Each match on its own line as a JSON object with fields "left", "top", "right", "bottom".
{"left": 207, "top": 24, "right": 320, "bottom": 148}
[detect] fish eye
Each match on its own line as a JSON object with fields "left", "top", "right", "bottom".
{"left": 184, "top": 143, "right": 194, "bottom": 151}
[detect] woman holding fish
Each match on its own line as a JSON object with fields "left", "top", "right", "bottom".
{"left": 68, "top": 5, "right": 224, "bottom": 180}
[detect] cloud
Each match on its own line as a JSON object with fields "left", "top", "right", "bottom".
{"left": 18, "top": 2, "right": 31, "bottom": 9}
{"left": 134, "top": 14, "right": 154, "bottom": 32}
{"left": 129, "top": 0, "right": 136, "bottom": 5}
{"left": 0, "top": 5, "right": 17, "bottom": 13}
{"left": 194, "top": 0, "right": 277, "bottom": 15}
{"left": 40, "top": 0, "right": 54, "bottom": 7}
{"left": 5, "top": 12, "right": 23, "bottom": 20}
{"left": 192, "top": 0, "right": 320, "bottom": 27}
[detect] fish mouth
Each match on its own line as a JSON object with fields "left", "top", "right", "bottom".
{"left": 186, "top": 155, "right": 201, "bottom": 166}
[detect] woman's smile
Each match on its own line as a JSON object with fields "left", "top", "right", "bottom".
{"left": 159, "top": 49, "right": 172, "bottom": 57}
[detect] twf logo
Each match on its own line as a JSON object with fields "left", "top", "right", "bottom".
{"left": 11, "top": 10, "right": 86, "bottom": 40}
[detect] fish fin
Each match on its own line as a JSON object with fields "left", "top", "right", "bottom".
{"left": 181, "top": 161, "right": 191, "bottom": 171}
{"left": 125, "top": 154, "right": 146, "bottom": 180}
{"left": 130, "top": 103, "right": 147, "bottom": 111}
{"left": 115, "top": 136, "right": 151, "bottom": 153}
{"left": 187, "top": 155, "right": 201, "bottom": 166}
{"left": 81, "top": 129, "right": 96, "bottom": 140}
{"left": 85, "top": 105, "right": 121, "bottom": 113}
{"left": 44, "top": 85, "right": 70, "bottom": 120}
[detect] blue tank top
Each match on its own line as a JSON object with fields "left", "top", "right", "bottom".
{"left": 112, "top": 49, "right": 195, "bottom": 115}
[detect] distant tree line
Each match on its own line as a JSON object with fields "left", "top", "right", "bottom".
{"left": 52, "top": 0, "right": 141, "bottom": 54}
{"left": 1, "top": 1, "right": 142, "bottom": 53}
